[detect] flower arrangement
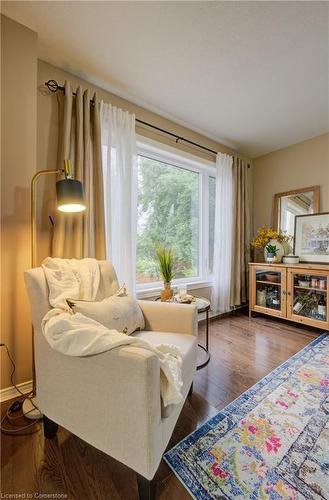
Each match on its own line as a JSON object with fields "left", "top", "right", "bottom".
{"left": 250, "top": 227, "right": 292, "bottom": 249}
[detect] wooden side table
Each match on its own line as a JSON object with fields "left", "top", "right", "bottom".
{"left": 194, "top": 297, "right": 211, "bottom": 370}
{"left": 155, "top": 296, "right": 211, "bottom": 370}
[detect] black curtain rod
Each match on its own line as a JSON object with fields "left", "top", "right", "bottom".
{"left": 45, "top": 79, "right": 218, "bottom": 156}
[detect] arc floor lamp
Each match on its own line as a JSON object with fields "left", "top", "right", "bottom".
{"left": 23, "top": 159, "right": 86, "bottom": 419}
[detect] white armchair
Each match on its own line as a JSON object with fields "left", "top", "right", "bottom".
{"left": 24, "top": 260, "right": 198, "bottom": 500}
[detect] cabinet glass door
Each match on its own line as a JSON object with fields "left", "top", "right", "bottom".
{"left": 252, "top": 267, "right": 286, "bottom": 317}
{"left": 288, "top": 271, "right": 328, "bottom": 327}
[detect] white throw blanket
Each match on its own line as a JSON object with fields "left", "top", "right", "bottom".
{"left": 41, "top": 258, "right": 183, "bottom": 407}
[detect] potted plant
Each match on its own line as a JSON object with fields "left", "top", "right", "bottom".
{"left": 156, "top": 246, "right": 175, "bottom": 301}
{"left": 265, "top": 243, "right": 278, "bottom": 263}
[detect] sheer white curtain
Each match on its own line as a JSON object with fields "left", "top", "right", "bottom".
{"left": 100, "top": 102, "right": 137, "bottom": 293}
{"left": 211, "top": 153, "right": 233, "bottom": 313}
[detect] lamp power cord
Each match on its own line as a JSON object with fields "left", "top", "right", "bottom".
{"left": 0, "top": 343, "right": 42, "bottom": 435}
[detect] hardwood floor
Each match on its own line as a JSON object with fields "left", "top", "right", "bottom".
{"left": 1, "top": 311, "right": 321, "bottom": 499}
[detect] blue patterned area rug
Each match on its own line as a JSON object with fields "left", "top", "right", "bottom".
{"left": 164, "top": 333, "right": 329, "bottom": 499}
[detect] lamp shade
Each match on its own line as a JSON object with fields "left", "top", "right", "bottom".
{"left": 56, "top": 178, "right": 86, "bottom": 213}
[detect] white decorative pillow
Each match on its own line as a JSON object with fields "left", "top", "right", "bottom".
{"left": 67, "top": 286, "right": 145, "bottom": 335}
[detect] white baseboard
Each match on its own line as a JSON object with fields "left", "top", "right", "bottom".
{"left": 0, "top": 380, "right": 32, "bottom": 403}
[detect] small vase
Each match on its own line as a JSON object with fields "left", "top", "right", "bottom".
{"left": 266, "top": 252, "right": 277, "bottom": 263}
{"left": 160, "top": 282, "right": 173, "bottom": 302}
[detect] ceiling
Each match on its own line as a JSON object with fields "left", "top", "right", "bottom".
{"left": 2, "top": 1, "right": 329, "bottom": 157}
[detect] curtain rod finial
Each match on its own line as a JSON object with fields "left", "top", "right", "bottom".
{"left": 46, "top": 80, "right": 59, "bottom": 93}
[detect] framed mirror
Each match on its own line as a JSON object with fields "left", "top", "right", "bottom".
{"left": 273, "top": 186, "right": 320, "bottom": 239}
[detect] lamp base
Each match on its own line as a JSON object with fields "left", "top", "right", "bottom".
{"left": 22, "top": 395, "right": 43, "bottom": 420}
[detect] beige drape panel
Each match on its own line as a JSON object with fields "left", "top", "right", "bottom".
{"left": 230, "top": 157, "right": 252, "bottom": 307}
{"left": 52, "top": 81, "right": 106, "bottom": 259}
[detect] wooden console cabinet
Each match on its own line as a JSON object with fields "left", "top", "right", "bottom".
{"left": 249, "top": 262, "right": 329, "bottom": 330}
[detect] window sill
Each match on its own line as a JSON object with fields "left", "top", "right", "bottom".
{"left": 136, "top": 280, "right": 213, "bottom": 299}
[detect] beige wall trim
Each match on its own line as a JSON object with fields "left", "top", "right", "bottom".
{"left": 0, "top": 380, "right": 33, "bottom": 403}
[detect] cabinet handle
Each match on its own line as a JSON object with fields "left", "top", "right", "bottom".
{"left": 287, "top": 291, "right": 291, "bottom": 296}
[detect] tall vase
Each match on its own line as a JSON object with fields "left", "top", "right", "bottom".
{"left": 161, "top": 282, "right": 173, "bottom": 302}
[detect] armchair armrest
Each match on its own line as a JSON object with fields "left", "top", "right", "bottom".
{"left": 138, "top": 300, "right": 197, "bottom": 336}
{"left": 36, "top": 335, "right": 163, "bottom": 479}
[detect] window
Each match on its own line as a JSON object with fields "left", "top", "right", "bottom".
{"left": 136, "top": 139, "right": 216, "bottom": 290}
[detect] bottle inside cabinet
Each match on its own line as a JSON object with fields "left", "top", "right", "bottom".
{"left": 292, "top": 273, "right": 327, "bottom": 321}
{"left": 256, "top": 273, "right": 281, "bottom": 310}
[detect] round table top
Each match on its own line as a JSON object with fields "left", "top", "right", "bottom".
{"left": 192, "top": 297, "right": 211, "bottom": 312}
{"left": 155, "top": 296, "right": 210, "bottom": 313}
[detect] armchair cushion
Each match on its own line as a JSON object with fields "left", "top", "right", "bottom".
{"left": 133, "top": 330, "right": 197, "bottom": 392}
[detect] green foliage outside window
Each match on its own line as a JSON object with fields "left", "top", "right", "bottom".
{"left": 137, "top": 156, "right": 199, "bottom": 283}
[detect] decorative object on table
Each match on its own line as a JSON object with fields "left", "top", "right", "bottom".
{"left": 250, "top": 227, "right": 292, "bottom": 262}
{"left": 264, "top": 242, "right": 279, "bottom": 262}
{"left": 165, "top": 334, "right": 329, "bottom": 500}
{"left": 178, "top": 284, "right": 187, "bottom": 300}
{"left": 265, "top": 240, "right": 285, "bottom": 262}
{"left": 173, "top": 293, "right": 195, "bottom": 304}
{"left": 25, "top": 159, "right": 86, "bottom": 421}
{"left": 294, "top": 212, "right": 329, "bottom": 264}
{"left": 282, "top": 254, "right": 300, "bottom": 264}
{"left": 156, "top": 246, "right": 175, "bottom": 301}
